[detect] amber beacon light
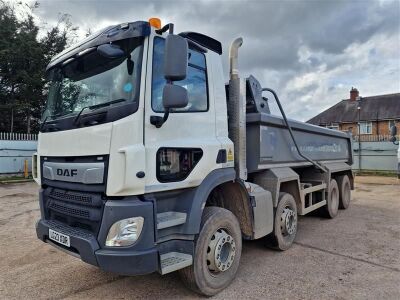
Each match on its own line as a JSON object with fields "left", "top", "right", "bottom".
{"left": 149, "top": 18, "right": 161, "bottom": 29}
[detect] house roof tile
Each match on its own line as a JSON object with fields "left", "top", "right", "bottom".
{"left": 307, "top": 93, "right": 400, "bottom": 125}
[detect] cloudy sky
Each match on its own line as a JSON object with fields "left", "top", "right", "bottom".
{"left": 26, "top": 0, "right": 400, "bottom": 121}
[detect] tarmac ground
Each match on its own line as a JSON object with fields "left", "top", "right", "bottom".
{"left": 0, "top": 176, "right": 399, "bottom": 299}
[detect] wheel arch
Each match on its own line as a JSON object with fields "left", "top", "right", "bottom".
{"left": 331, "top": 170, "right": 354, "bottom": 190}
{"left": 252, "top": 167, "right": 301, "bottom": 208}
{"left": 187, "top": 168, "right": 238, "bottom": 234}
{"left": 205, "top": 180, "right": 254, "bottom": 239}
{"left": 279, "top": 180, "right": 302, "bottom": 211}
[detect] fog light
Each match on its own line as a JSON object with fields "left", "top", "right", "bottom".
{"left": 105, "top": 217, "right": 144, "bottom": 247}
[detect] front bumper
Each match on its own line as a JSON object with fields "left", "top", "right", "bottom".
{"left": 36, "top": 194, "right": 158, "bottom": 276}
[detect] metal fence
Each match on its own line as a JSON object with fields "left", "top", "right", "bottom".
{"left": 0, "top": 131, "right": 398, "bottom": 174}
{"left": 0, "top": 132, "right": 38, "bottom": 141}
{"left": 353, "top": 134, "right": 400, "bottom": 142}
{"left": 352, "top": 140, "right": 398, "bottom": 172}
{"left": 0, "top": 132, "right": 38, "bottom": 174}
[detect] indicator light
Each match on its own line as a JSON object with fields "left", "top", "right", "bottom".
{"left": 149, "top": 17, "right": 161, "bottom": 29}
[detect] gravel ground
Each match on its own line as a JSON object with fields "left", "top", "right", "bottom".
{"left": 0, "top": 176, "right": 399, "bottom": 299}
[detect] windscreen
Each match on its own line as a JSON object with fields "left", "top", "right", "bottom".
{"left": 44, "top": 37, "right": 144, "bottom": 121}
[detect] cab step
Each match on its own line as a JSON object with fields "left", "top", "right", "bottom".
{"left": 160, "top": 252, "right": 193, "bottom": 275}
{"left": 156, "top": 211, "right": 187, "bottom": 230}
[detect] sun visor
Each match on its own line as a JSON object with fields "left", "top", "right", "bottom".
{"left": 46, "top": 21, "right": 150, "bottom": 72}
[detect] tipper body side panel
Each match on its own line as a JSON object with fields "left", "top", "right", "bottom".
{"left": 246, "top": 113, "right": 352, "bottom": 173}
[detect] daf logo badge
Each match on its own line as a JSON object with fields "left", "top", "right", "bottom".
{"left": 56, "top": 168, "right": 78, "bottom": 177}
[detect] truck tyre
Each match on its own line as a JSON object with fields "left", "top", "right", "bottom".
{"left": 267, "top": 192, "right": 298, "bottom": 251}
{"left": 179, "top": 207, "right": 242, "bottom": 296}
{"left": 324, "top": 179, "right": 339, "bottom": 218}
{"left": 337, "top": 175, "right": 351, "bottom": 209}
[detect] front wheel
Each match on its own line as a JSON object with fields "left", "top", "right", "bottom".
{"left": 179, "top": 207, "right": 242, "bottom": 296}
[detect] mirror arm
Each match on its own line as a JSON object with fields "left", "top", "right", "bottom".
{"left": 162, "top": 109, "right": 170, "bottom": 123}
{"left": 163, "top": 108, "right": 169, "bottom": 123}
{"left": 155, "top": 23, "right": 174, "bottom": 35}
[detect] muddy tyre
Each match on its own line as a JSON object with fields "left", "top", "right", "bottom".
{"left": 324, "top": 179, "right": 339, "bottom": 218}
{"left": 179, "top": 207, "right": 242, "bottom": 296}
{"left": 267, "top": 192, "right": 298, "bottom": 251}
{"left": 337, "top": 175, "right": 351, "bottom": 209}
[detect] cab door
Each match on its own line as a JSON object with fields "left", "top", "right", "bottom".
{"left": 143, "top": 35, "right": 221, "bottom": 193}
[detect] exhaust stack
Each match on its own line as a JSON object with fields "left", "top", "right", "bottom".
{"left": 229, "top": 37, "right": 243, "bottom": 79}
{"left": 228, "top": 38, "right": 247, "bottom": 180}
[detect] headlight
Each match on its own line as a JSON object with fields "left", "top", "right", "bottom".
{"left": 105, "top": 217, "right": 144, "bottom": 247}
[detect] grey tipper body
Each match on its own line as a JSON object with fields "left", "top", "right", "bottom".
{"left": 246, "top": 113, "right": 352, "bottom": 172}
{"left": 33, "top": 20, "right": 354, "bottom": 296}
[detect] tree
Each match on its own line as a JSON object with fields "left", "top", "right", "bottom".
{"left": 0, "top": 1, "right": 78, "bottom": 133}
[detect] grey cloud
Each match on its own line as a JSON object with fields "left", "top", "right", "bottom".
{"left": 304, "top": 1, "right": 400, "bottom": 54}
{"left": 35, "top": 0, "right": 399, "bottom": 120}
{"left": 36, "top": 0, "right": 398, "bottom": 71}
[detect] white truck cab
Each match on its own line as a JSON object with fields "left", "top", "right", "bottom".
{"left": 33, "top": 19, "right": 354, "bottom": 296}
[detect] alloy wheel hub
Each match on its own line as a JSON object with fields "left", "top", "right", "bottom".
{"left": 280, "top": 207, "right": 297, "bottom": 236}
{"left": 207, "top": 229, "right": 236, "bottom": 272}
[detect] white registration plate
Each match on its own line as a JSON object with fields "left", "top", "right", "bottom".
{"left": 49, "top": 229, "right": 70, "bottom": 247}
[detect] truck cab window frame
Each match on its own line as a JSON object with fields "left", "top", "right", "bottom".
{"left": 44, "top": 38, "right": 144, "bottom": 122}
{"left": 151, "top": 37, "right": 209, "bottom": 113}
{"left": 156, "top": 148, "right": 203, "bottom": 183}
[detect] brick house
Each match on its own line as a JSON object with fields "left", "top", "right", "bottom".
{"left": 307, "top": 88, "right": 400, "bottom": 138}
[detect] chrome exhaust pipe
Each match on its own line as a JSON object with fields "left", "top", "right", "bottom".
{"left": 228, "top": 37, "right": 247, "bottom": 180}
{"left": 229, "top": 37, "right": 243, "bottom": 80}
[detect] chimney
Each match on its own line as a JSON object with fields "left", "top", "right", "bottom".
{"left": 350, "top": 87, "right": 359, "bottom": 101}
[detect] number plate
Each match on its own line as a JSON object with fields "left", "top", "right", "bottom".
{"left": 49, "top": 229, "right": 70, "bottom": 247}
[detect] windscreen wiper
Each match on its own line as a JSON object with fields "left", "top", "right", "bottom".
{"left": 73, "top": 98, "right": 127, "bottom": 125}
{"left": 40, "top": 113, "right": 62, "bottom": 131}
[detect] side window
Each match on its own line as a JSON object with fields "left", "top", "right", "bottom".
{"left": 152, "top": 37, "right": 208, "bottom": 112}
{"left": 157, "top": 148, "right": 203, "bottom": 182}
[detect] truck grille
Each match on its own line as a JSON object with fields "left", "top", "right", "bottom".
{"left": 49, "top": 189, "right": 93, "bottom": 205}
{"left": 44, "top": 187, "right": 104, "bottom": 234}
{"left": 49, "top": 201, "right": 91, "bottom": 219}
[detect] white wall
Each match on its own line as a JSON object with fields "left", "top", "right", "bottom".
{"left": 0, "top": 139, "right": 38, "bottom": 174}
{"left": 352, "top": 141, "right": 398, "bottom": 172}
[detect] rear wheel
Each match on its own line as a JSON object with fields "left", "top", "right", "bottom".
{"left": 179, "top": 207, "right": 242, "bottom": 296}
{"left": 324, "top": 179, "right": 339, "bottom": 218}
{"left": 337, "top": 175, "right": 351, "bottom": 209}
{"left": 267, "top": 192, "right": 297, "bottom": 251}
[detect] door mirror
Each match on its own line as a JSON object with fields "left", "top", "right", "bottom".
{"left": 150, "top": 84, "right": 188, "bottom": 128}
{"left": 163, "top": 84, "right": 188, "bottom": 109}
{"left": 97, "top": 44, "right": 125, "bottom": 58}
{"left": 164, "top": 35, "right": 188, "bottom": 81}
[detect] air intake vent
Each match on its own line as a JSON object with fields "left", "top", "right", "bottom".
{"left": 47, "top": 188, "right": 103, "bottom": 207}
{"left": 49, "top": 201, "right": 90, "bottom": 219}
{"left": 50, "top": 189, "right": 92, "bottom": 204}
